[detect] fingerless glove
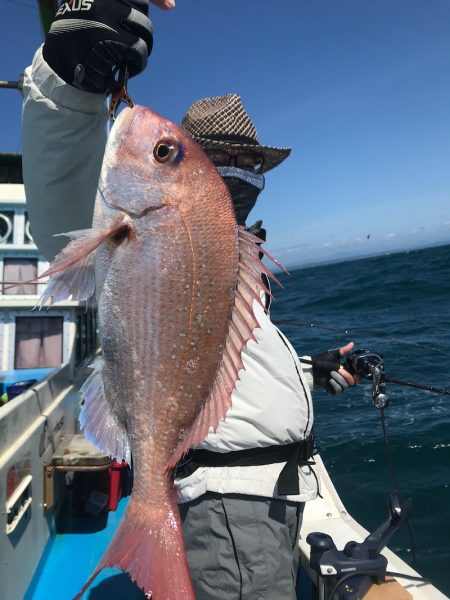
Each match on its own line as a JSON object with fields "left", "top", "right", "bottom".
{"left": 43, "top": 0, "right": 153, "bottom": 93}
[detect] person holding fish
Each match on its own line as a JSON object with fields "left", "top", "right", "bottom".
{"left": 22, "top": 2, "right": 358, "bottom": 599}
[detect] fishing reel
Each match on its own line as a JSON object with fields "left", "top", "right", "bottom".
{"left": 345, "top": 349, "right": 388, "bottom": 409}
{"left": 345, "top": 349, "right": 384, "bottom": 379}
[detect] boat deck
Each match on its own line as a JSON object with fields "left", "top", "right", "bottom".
{"left": 25, "top": 496, "right": 146, "bottom": 600}
{"left": 25, "top": 491, "right": 312, "bottom": 599}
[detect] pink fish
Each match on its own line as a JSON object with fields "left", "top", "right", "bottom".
{"left": 39, "top": 105, "right": 279, "bottom": 599}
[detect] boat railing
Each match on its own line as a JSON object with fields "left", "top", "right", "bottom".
{"left": 0, "top": 363, "right": 73, "bottom": 458}
{"left": 0, "top": 361, "right": 81, "bottom": 600}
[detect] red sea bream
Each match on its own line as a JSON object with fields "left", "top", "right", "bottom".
{"left": 39, "top": 105, "right": 279, "bottom": 599}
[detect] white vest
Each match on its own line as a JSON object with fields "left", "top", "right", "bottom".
{"left": 200, "top": 301, "right": 313, "bottom": 452}
{"left": 175, "top": 301, "right": 318, "bottom": 503}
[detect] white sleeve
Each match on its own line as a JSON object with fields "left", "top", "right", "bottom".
{"left": 22, "top": 46, "right": 109, "bottom": 261}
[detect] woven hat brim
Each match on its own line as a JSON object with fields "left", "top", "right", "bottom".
{"left": 191, "top": 136, "right": 291, "bottom": 173}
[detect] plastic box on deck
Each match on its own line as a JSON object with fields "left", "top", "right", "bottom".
{"left": 6, "top": 379, "right": 37, "bottom": 400}
{"left": 108, "top": 460, "right": 128, "bottom": 511}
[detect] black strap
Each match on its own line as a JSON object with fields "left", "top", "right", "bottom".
{"left": 277, "top": 442, "right": 307, "bottom": 496}
{"left": 176, "top": 434, "right": 315, "bottom": 496}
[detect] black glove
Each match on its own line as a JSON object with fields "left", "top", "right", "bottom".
{"left": 311, "top": 348, "right": 349, "bottom": 395}
{"left": 43, "top": 0, "right": 153, "bottom": 93}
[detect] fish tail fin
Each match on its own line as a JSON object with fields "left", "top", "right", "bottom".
{"left": 73, "top": 495, "right": 195, "bottom": 600}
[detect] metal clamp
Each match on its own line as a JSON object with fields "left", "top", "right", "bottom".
{"left": 371, "top": 365, "right": 389, "bottom": 409}
{"left": 307, "top": 491, "right": 412, "bottom": 599}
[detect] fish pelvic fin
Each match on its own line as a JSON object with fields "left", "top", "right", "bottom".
{"left": 79, "top": 358, "right": 131, "bottom": 464}
{"left": 168, "top": 226, "right": 286, "bottom": 467}
{"left": 73, "top": 493, "right": 195, "bottom": 600}
{"left": 37, "top": 215, "right": 129, "bottom": 308}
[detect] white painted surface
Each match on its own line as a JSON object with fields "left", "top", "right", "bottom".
{"left": 0, "top": 184, "right": 26, "bottom": 202}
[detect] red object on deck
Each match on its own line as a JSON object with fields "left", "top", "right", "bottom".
{"left": 108, "top": 461, "right": 128, "bottom": 511}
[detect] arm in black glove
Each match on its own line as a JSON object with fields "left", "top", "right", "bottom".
{"left": 310, "top": 342, "right": 359, "bottom": 395}
{"left": 43, "top": 0, "right": 171, "bottom": 93}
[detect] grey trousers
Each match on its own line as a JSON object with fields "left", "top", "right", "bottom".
{"left": 179, "top": 493, "right": 303, "bottom": 600}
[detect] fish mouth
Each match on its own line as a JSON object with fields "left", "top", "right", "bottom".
{"left": 114, "top": 105, "right": 142, "bottom": 131}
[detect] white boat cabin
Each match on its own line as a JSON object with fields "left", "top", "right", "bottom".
{"left": 0, "top": 154, "right": 97, "bottom": 397}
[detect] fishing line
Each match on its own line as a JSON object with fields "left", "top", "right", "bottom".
{"left": 273, "top": 319, "right": 444, "bottom": 353}
{"left": 379, "top": 406, "right": 417, "bottom": 568}
{"left": 350, "top": 353, "right": 419, "bottom": 569}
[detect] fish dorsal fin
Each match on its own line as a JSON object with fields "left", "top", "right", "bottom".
{"left": 38, "top": 216, "right": 128, "bottom": 308}
{"left": 168, "top": 226, "right": 285, "bottom": 468}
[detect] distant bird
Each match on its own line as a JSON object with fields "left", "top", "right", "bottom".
{"left": 367, "top": 234, "right": 371, "bottom": 240}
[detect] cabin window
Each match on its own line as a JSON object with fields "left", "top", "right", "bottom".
{"left": 75, "top": 312, "right": 99, "bottom": 366}
{"left": 14, "top": 317, "right": 63, "bottom": 369}
{"left": 3, "top": 259, "right": 37, "bottom": 295}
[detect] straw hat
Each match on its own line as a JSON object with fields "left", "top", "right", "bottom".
{"left": 182, "top": 94, "right": 291, "bottom": 173}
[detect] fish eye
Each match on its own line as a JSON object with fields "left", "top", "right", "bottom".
{"left": 153, "top": 139, "right": 179, "bottom": 164}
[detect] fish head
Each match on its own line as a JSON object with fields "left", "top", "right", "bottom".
{"left": 99, "top": 105, "right": 232, "bottom": 220}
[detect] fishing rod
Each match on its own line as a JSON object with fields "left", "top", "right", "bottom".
{"left": 0, "top": 1, "right": 57, "bottom": 95}
{"left": 345, "top": 349, "right": 450, "bottom": 396}
{"left": 384, "top": 376, "right": 450, "bottom": 396}
{"left": 0, "top": 78, "right": 23, "bottom": 91}
{"left": 301, "top": 349, "right": 450, "bottom": 396}
{"left": 37, "top": 0, "right": 58, "bottom": 37}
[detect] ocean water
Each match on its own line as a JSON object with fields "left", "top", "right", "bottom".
{"left": 271, "top": 243, "right": 450, "bottom": 596}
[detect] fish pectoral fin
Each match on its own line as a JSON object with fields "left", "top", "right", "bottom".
{"left": 37, "top": 216, "right": 128, "bottom": 307}
{"left": 168, "top": 226, "right": 286, "bottom": 468}
{"left": 79, "top": 358, "right": 131, "bottom": 464}
{"left": 37, "top": 258, "right": 96, "bottom": 309}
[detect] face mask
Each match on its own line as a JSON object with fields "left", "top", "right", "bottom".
{"left": 216, "top": 166, "right": 265, "bottom": 226}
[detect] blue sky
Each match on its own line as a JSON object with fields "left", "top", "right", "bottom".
{"left": 1, "top": 0, "right": 450, "bottom": 266}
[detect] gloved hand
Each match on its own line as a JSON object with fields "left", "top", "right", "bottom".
{"left": 311, "top": 342, "right": 358, "bottom": 395}
{"left": 43, "top": 0, "right": 154, "bottom": 93}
